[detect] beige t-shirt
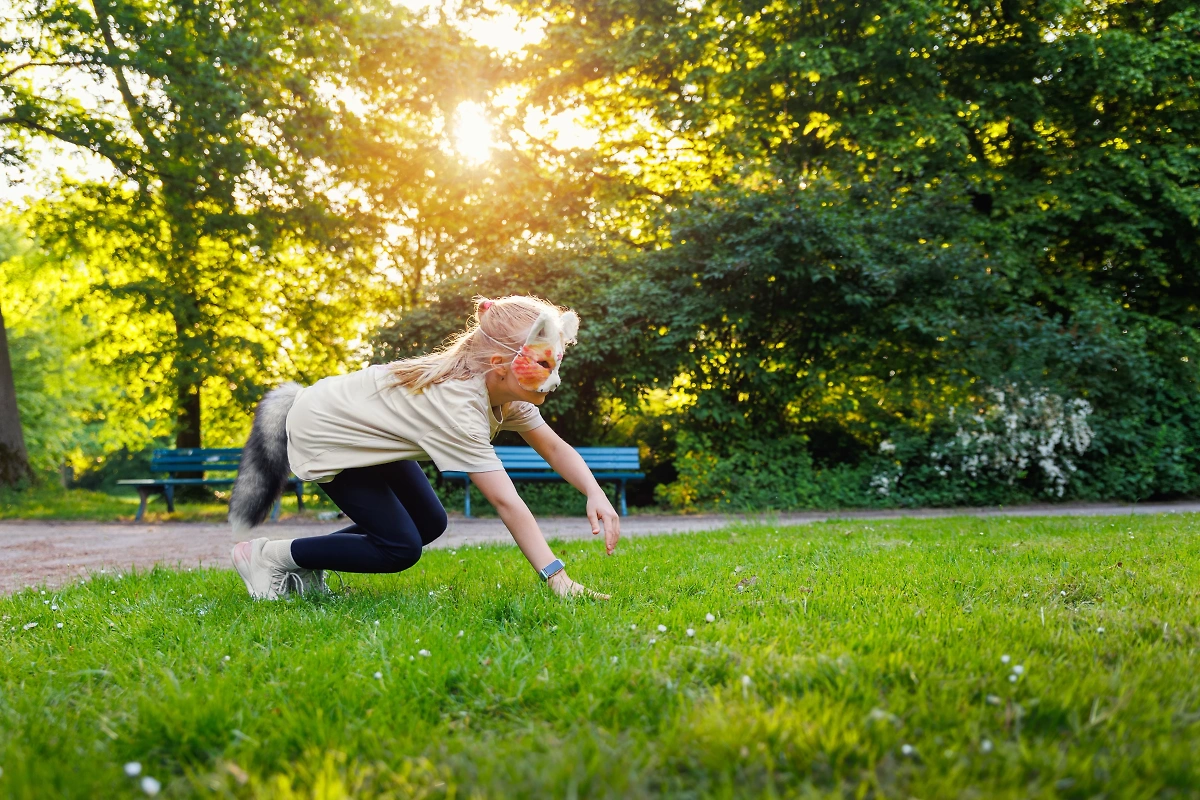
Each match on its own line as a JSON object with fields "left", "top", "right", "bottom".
{"left": 285, "top": 366, "right": 544, "bottom": 482}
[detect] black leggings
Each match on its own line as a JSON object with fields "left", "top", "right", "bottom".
{"left": 290, "top": 460, "right": 448, "bottom": 573}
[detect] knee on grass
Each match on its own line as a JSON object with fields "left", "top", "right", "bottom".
{"left": 377, "top": 537, "right": 423, "bottom": 573}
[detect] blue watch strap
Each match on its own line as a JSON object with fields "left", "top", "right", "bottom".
{"left": 538, "top": 558, "right": 565, "bottom": 582}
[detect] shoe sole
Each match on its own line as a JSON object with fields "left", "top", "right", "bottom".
{"left": 230, "top": 542, "right": 259, "bottom": 598}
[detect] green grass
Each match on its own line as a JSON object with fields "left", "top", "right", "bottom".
{"left": 2, "top": 514, "right": 1199, "bottom": 798}
{"left": 0, "top": 484, "right": 332, "bottom": 522}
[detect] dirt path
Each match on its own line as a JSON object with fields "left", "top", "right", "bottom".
{"left": 4, "top": 500, "right": 1198, "bottom": 594}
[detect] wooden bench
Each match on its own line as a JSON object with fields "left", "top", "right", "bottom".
{"left": 117, "top": 448, "right": 305, "bottom": 522}
{"left": 442, "top": 446, "right": 644, "bottom": 518}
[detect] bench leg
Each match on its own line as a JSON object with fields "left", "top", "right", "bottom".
{"left": 271, "top": 496, "right": 282, "bottom": 521}
{"left": 618, "top": 480, "right": 628, "bottom": 516}
{"left": 164, "top": 485, "right": 176, "bottom": 513}
{"left": 294, "top": 481, "right": 305, "bottom": 513}
{"left": 463, "top": 476, "right": 472, "bottom": 518}
{"left": 135, "top": 487, "right": 152, "bottom": 522}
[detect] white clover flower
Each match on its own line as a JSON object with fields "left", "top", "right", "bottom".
{"left": 374, "top": 620, "right": 379, "bottom": 626}
{"left": 901, "top": 744, "right": 914, "bottom": 756}
{"left": 223, "top": 656, "right": 230, "bottom": 662}
{"left": 980, "top": 740, "right": 993, "bottom": 753}
{"left": 1060, "top": 590, "right": 1067, "bottom": 597}
{"left": 686, "top": 629, "right": 695, "bottom": 637}
{"left": 611, "top": 656, "right": 618, "bottom": 664}
{"left": 1012, "top": 664, "right": 1024, "bottom": 675}
{"left": 374, "top": 671, "right": 383, "bottom": 680}
{"left": 418, "top": 649, "right": 431, "bottom": 657}
{"left": 648, "top": 638, "right": 656, "bottom": 645}
{"left": 140, "top": 776, "right": 161, "bottom": 795}
{"left": 124, "top": 762, "right": 142, "bottom": 776}
{"left": 1000, "top": 654, "right": 1010, "bottom": 664}
{"left": 741, "top": 675, "right": 752, "bottom": 687}
{"left": 657, "top": 624, "right": 667, "bottom": 633}
{"left": 51, "top": 604, "right": 58, "bottom": 611}
{"left": 630, "top": 623, "right": 637, "bottom": 630}
{"left": 1008, "top": 675, "right": 1017, "bottom": 683}
{"left": 705, "top": 613, "right": 715, "bottom": 623}
{"left": 409, "top": 655, "right": 415, "bottom": 661}
{"left": 458, "top": 630, "right": 464, "bottom": 638}
{"left": 56, "top": 622, "right": 63, "bottom": 629}
{"left": 22, "top": 622, "right": 36, "bottom": 630}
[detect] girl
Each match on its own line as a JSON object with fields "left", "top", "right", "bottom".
{"left": 227, "top": 296, "right": 619, "bottom": 600}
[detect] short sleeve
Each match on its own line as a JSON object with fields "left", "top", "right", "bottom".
{"left": 419, "top": 425, "right": 504, "bottom": 473}
{"left": 499, "top": 401, "right": 545, "bottom": 433}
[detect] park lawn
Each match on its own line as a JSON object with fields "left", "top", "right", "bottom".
{"left": 0, "top": 484, "right": 328, "bottom": 523}
{"left": 2, "top": 515, "right": 1198, "bottom": 798}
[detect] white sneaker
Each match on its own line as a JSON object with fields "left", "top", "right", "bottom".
{"left": 295, "top": 568, "right": 329, "bottom": 595}
{"left": 231, "top": 538, "right": 304, "bottom": 600}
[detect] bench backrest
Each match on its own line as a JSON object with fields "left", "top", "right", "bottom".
{"left": 150, "top": 448, "right": 243, "bottom": 474}
{"left": 493, "top": 446, "right": 641, "bottom": 473}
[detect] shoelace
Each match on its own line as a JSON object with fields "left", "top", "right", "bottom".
{"left": 270, "top": 570, "right": 305, "bottom": 598}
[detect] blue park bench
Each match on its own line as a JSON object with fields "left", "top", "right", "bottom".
{"left": 117, "top": 448, "right": 305, "bottom": 522}
{"left": 442, "top": 446, "right": 644, "bottom": 518}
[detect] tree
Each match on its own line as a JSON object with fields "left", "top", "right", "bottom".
{"left": 1, "top": 0, "right": 493, "bottom": 448}
{"left": 0, "top": 300, "right": 32, "bottom": 486}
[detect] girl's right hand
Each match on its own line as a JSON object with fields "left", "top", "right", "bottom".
{"left": 548, "top": 570, "right": 610, "bottom": 600}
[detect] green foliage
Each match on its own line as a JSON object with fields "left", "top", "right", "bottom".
{"left": 3, "top": 515, "right": 1200, "bottom": 795}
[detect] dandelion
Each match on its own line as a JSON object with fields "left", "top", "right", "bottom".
{"left": 140, "top": 776, "right": 161, "bottom": 795}
{"left": 374, "top": 671, "right": 383, "bottom": 680}
{"left": 418, "top": 649, "right": 431, "bottom": 657}
{"left": 705, "top": 613, "right": 715, "bottom": 623}
{"left": 981, "top": 739, "right": 993, "bottom": 753}
{"left": 22, "top": 622, "right": 36, "bottom": 630}
{"left": 124, "top": 762, "right": 142, "bottom": 776}
{"left": 657, "top": 624, "right": 667, "bottom": 633}
{"left": 686, "top": 628, "right": 695, "bottom": 637}
{"left": 901, "top": 744, "right": 914, "bottom": 756}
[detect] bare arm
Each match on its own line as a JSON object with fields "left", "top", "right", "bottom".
{"left": 469, "top": 469, "right": 609, "bottom": 599}
{"left": 520, "top": 423, "right": 622, "bottom": 555}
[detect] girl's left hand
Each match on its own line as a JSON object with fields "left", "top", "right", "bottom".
{"left": 548, "top": 570, "right": 610, "bottom": 600}
{"left": 586, "top": 492, "right": 622, "bottom": 554}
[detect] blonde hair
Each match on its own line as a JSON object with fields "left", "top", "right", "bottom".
{"left": 388, "top": 295, "right": 573, "bottom": 393}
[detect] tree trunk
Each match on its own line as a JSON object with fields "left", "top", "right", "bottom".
{"left": 0, "top": 303, "right": 32, "bottom": 486}
{"left": 176, "top": 382, "right": 202, "bottom": 450}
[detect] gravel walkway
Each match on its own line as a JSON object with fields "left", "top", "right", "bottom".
{"left": 3, "top": 500, "right": 1197, "bottom": 594}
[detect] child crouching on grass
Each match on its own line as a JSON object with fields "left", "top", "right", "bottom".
{"left": 227, "top": 295, "right": 619, "bottom": 601}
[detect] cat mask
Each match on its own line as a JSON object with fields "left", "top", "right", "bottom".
{"left": 483, "top": 307, "right": 579, "bottom": 393}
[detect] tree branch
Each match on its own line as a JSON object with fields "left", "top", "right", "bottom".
{"left": 88, "top": 0, "right": 160, "bottom": 150}
{"left": 0, "top": 60, "right": 91, "bottom": 83}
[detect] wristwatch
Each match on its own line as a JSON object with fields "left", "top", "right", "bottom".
{"left": 538, "top": 558, "right": 566, "bottom": 582}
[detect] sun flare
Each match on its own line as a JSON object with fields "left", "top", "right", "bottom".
{"left": 453, "top": 101, "right": 495, "bottom": 165}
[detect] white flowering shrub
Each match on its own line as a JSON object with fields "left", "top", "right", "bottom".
{"left": 925, "top": 385, "right": 1094, "bottom": 497}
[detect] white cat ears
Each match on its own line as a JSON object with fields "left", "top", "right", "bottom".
{"left": 523, "top": 309, "right": 579, "bottom": 350}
